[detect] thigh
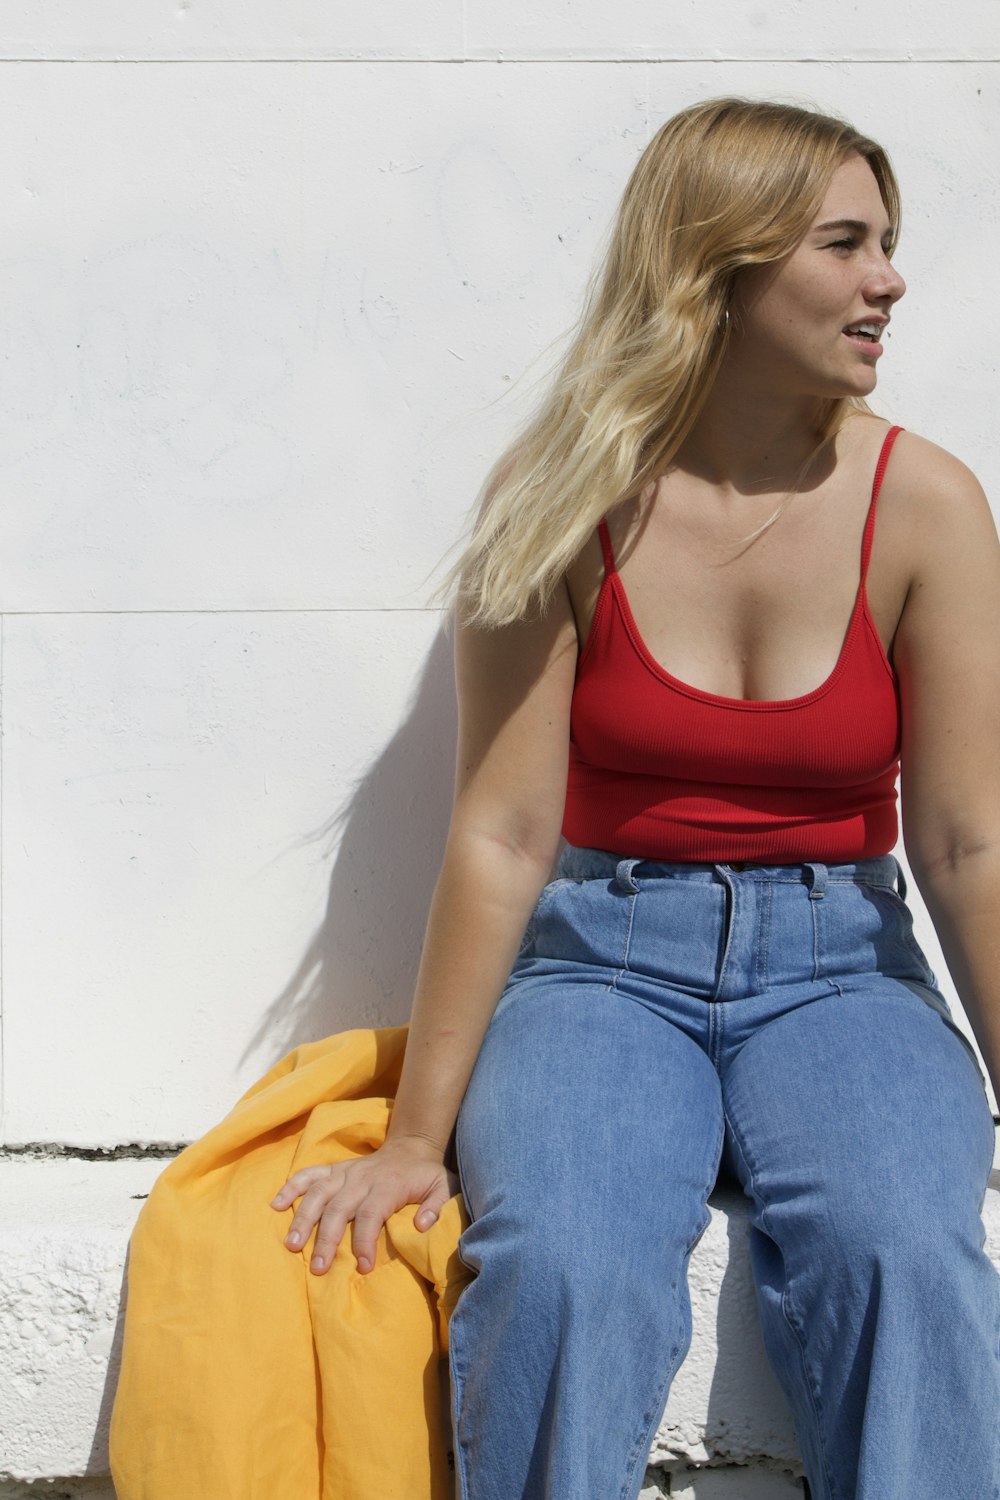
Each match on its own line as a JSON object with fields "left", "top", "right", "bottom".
{"left": 457, "top": 972, "right": 724, "bottom": 1250}
{"left": 722, "top": 981, "right": 995, "bottom": 1239}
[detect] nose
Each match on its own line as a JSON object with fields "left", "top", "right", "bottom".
{"left": 866, "top": 251, "right": 906, "bottom": 305}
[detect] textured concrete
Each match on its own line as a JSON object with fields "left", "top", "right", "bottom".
{"left": 0, "top": 1158, "right": 165, "bottom": 1484}
{"left": 0, "top": 1484, "right": 118, "bottom": 1500}
{"left": 668, "top": 1465, "right": 804, "bottom": 1497}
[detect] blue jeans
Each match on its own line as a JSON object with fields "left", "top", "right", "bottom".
{"left": 448, "top": 847, "right": 1000, "bottom": 1500}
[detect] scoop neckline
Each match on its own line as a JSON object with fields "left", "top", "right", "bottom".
{"left": 602, "top": 569, "right": 874, "bottom": 711}
{"left": 581, "top": 419, "right": 902, "bottom": 711}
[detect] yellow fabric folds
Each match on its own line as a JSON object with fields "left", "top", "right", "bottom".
{"left": 109, "top": 1025, "right": 472, "bottom": 1500}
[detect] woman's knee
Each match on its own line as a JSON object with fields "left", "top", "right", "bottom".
{"left": 456, "top": 1163, "right": 714, "bottom": 1312}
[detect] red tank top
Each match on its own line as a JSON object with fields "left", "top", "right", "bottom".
{"left": 561, "top": 424, "right": 904, "bottom": 863}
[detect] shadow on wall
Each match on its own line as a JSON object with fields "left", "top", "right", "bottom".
{"left": 86, "top": 629, "right": 459, "bottom": 1479}
{"left": 238, "top": 622, "right": 459, "bottom": 1072}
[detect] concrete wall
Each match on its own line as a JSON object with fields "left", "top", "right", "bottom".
{"left": 0, "top": 5, "right": 997, "bottom": 1145}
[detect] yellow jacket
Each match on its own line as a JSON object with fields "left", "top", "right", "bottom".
{"left": 110, "top": 1026, "right": 472, "bottom": 1500}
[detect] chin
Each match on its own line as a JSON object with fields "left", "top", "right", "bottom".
{"left": 824, "top": 368, "right": 879, "bottom": 399}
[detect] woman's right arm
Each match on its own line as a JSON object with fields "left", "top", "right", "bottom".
{"left": 270, "top": 581, "right": 580, "bottom": 1274}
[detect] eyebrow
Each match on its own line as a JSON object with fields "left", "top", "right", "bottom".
{"left": 813, "top": 217, "right": 894, "bottom": 241}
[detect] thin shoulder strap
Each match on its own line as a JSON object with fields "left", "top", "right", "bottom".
{"left": 597, "top": 518, "right": 617, "bottom": 578}
{"left": 860, "top": 424, "right": 904, "bottom": 583}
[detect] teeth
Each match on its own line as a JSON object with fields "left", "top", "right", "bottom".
{"left": 847, "top": 322, "right": 882, "bottom": 337}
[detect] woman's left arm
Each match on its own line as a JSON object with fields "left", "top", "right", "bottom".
{"left": 893, "top": 439, "right": 1000, "bottom": 1105}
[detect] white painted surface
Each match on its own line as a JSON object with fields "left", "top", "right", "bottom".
{"left": 2, "top": 611, "right": 456, "bottom": 1142}
{"left": 3, "top": 1154, "right": 995, "bottom": 1484}
{"left": 0, "top": 63, "right": 997, "bottom": 621}
{"left": 0, "top": 50, "right": 997, "bottom": 1143}
{"left": 0, "top": 61, "right": 644, "bottom": 615}
{"left": 464, "top": 3, "right": 1000, "bottom": 61}
{"left": 0, "top": 1, "right": 995, "bottom": 60}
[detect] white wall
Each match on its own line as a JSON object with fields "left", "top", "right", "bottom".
{"left": 1, "top": 4, "right": 997, "bottom": 1145}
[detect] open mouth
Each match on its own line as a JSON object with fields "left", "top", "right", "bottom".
{"left": 843, "top": 321, "right": 884, "bottom": 347}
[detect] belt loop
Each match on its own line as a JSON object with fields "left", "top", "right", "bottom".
{"left": 614, "top": 858, "right": 641, "bottom": 894}
{"left": 894, "top": 857, "right": 908, "bottom": 901}
{"left": 805, "top": 861, "right": 828, "bottom": 899}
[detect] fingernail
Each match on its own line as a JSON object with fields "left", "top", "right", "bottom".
{"left": 311, "top": 1255, "right": 325, "bottom": 1272}
{"left": 418, "top": 1211, "right": 438, "bottom": 1229}
{"left": 285, "top": 1231, "right": 301, "bottom": 1248}
{"left": 357, "top": 1256, "right": 372, "bottom": 1273}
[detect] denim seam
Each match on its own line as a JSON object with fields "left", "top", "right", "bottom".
{"left": 616, "top": 890, "right": 639, "bottom": 980}
{"left": 756, "top": 882, "right": 771, "bottom": 993}
{"left": 617, "top": 1314, "right": 687, "bottom": 1500}
{"left": 775, "top": 1276, "right": 839, "bottom": 1500}
{"left": 724, "top": 1111, "right": 839, "bottom": 1500}
{"left": 618, "top": 1108, "right": 724, "bottom": 1500}
{"left": 448, "top": 1336, "right": 471, "bottom": 1500}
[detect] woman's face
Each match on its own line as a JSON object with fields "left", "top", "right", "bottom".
{"left": 728, "top": 152, "right": 906, "bottom": 400}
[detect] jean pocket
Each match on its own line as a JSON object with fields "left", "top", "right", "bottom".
{"left": 865, "top": 884, "right": 937, "bottom": 986}
{"left": 514, "top": 878, "right": 579, "bottom": 958}
{"left": 902, "top": 977, "right": 991, "bottom": 1093}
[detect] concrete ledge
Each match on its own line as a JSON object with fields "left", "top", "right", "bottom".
{"left": 1, "top": 1144, "right": 998, "bottom": 1494}
{"left": 0, "top": 1157, "right": 166, "bottom": 1487}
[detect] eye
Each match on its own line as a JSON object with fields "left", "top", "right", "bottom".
{"left": 827, "top": 237, "right": 857, "bottom": 253}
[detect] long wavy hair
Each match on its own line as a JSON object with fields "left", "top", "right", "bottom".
{"left": 441, "top": 95, "right": 901, "bottom": 627}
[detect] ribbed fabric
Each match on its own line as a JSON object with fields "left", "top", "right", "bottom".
{"left": 562, "top": 425, "right": 904, "bottom": 864}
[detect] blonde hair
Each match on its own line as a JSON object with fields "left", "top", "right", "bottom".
{"left": 441, "top": 96, "right": 901, "bottom": 627}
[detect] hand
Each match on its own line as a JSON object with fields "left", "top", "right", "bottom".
{"left": 269, "top": 1134, "right": 461, "bottom": 1277}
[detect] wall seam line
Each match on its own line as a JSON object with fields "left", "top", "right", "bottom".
{"left": 0, "top": 613, "right": 5, "bottom": 1146}
{"left": 0, "top": 607, "right": 448, "bottom": 617}
{"left": 0, "top": 54, "right": 994, "bottom": 64}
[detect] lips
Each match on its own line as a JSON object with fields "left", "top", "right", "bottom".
{"left": 843, "top": 318, "right": 889, "bottom": 340}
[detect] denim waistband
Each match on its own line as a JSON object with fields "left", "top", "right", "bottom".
{"left": 556, "top": 844, "right": 906, "bottom": 896}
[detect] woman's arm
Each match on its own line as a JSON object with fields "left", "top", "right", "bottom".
{"left": 271, "top": 581, "right": 580, "bottom": 1272}
{"left": 892, "top": 437, "right": 1000, "bottom": 1104}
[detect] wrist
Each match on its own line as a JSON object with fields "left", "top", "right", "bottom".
{"left": 382, "top": 1128, "right": 448, "bottom": 1159}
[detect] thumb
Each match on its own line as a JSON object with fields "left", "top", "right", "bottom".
{"left": 414, "top": 1179, "right": 451, "bottom": 1232}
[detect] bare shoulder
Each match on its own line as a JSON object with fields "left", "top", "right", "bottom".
{"left": 882, "top": 428, "right": 997, "bottom": 555}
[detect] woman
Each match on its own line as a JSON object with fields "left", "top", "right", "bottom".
{"left": 271, "top": 97, "right": 1000, "bottom": 1498}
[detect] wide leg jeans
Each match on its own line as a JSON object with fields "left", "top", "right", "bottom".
{"left": 447, "top": 847, "right": 1000, "bottom": 1500}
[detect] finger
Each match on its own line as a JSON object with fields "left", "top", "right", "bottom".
{"left": 283, "top": 1176, "right": 355, "bottom": 1251}
{"left": 348, "top": 1201, "right": 401, "bottom": 1275}
{"left": 305, "top": 1204, "right": 354, "bottom": 1271}
{"left": 270, "top": 1164, "right": 337, "bottom": 1208}
{"left": 311, "top": 1190, "right": 390, "bottom": 1275}
{"left": 414, "top": 1179, "right": 454, "bottom": 1231}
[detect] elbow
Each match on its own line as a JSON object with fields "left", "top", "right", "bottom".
{"left": 446, "top": 809, "right": 564, "bottom": 884}
{"left": 906, "top": 834, "right": 1000, "bottom": 889}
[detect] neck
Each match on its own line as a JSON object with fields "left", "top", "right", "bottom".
{"left": 675, "top": 374, "right": 838, "bottom": 494}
